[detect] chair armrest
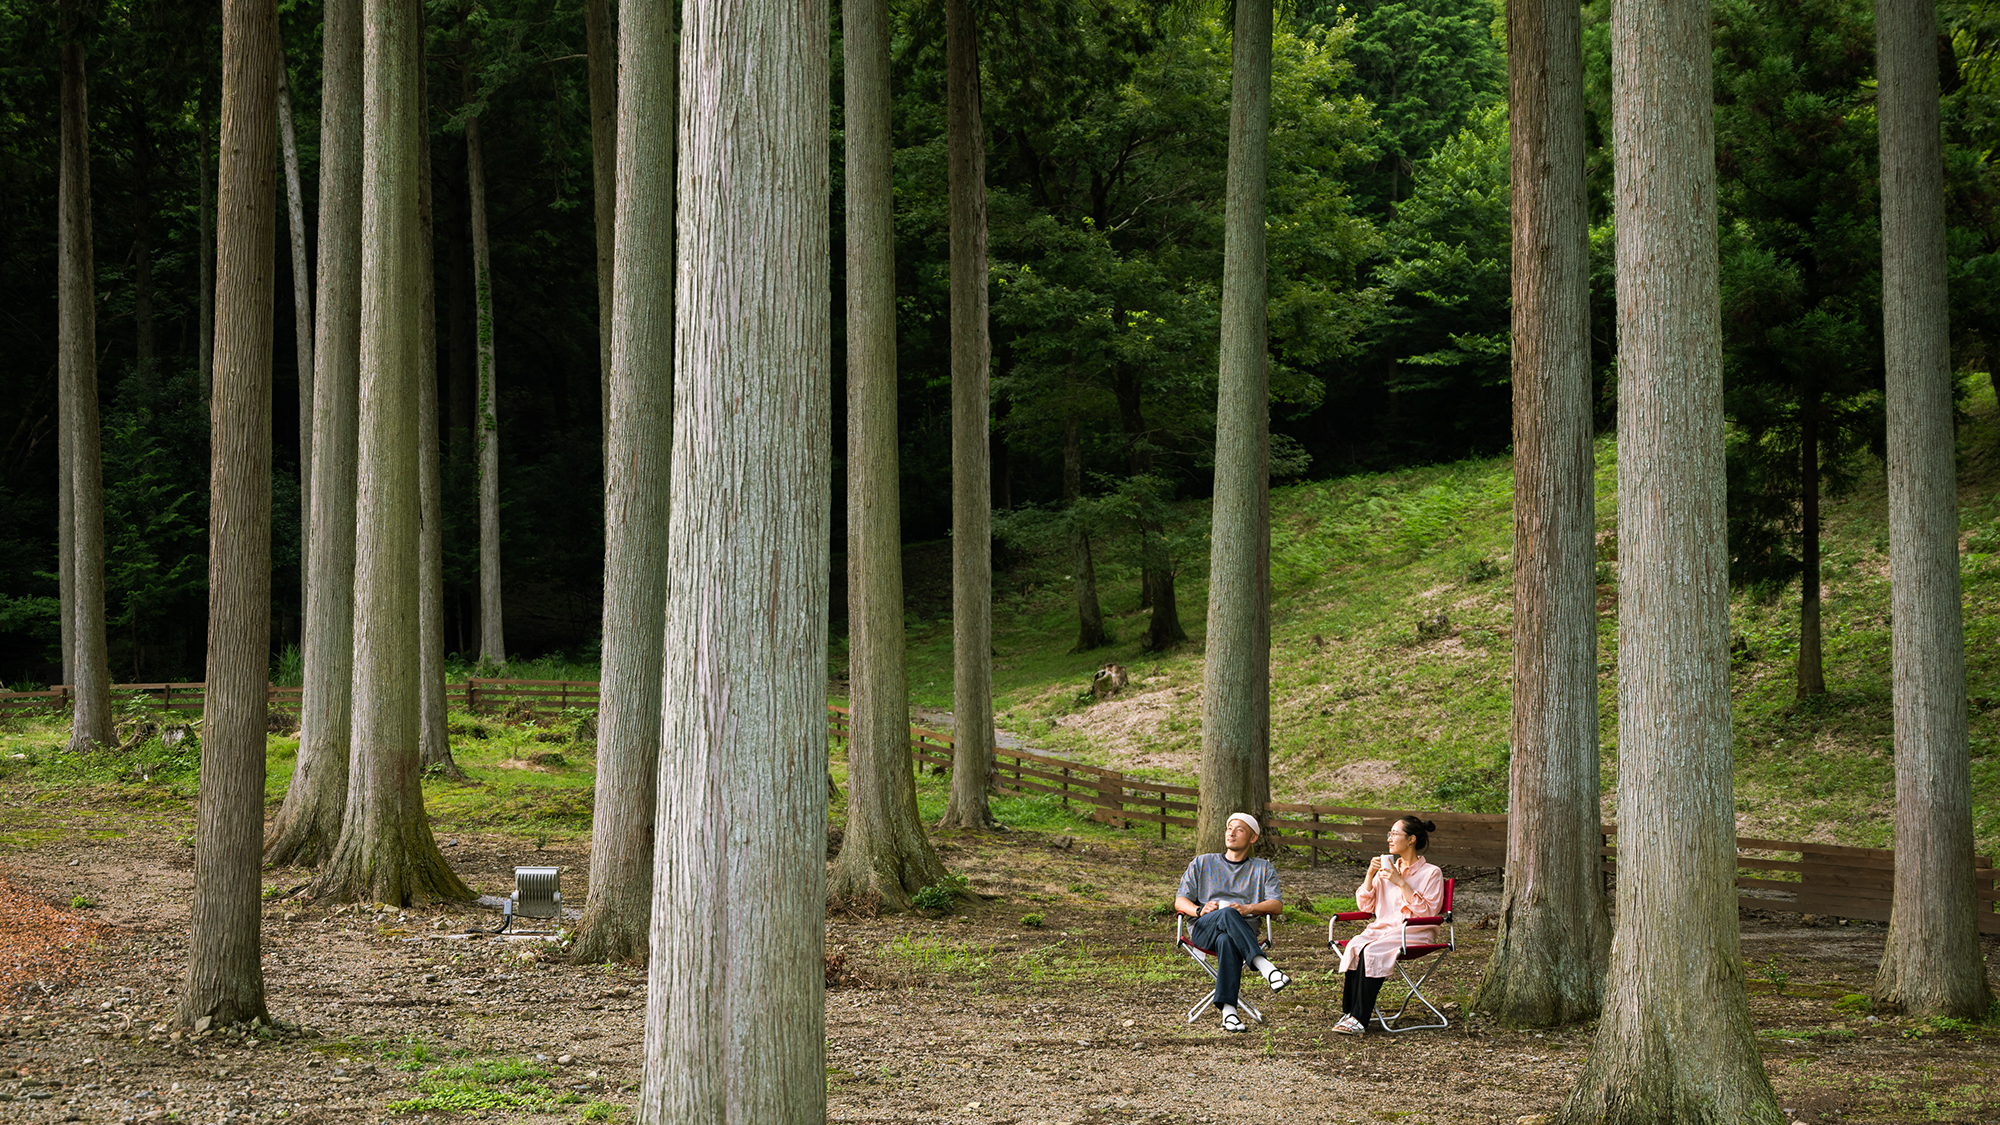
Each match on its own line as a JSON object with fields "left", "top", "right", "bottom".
{"left": 1333, "top": 911, "right": 1373, "bottom": 922}
{"left": 1403, "top": 915, "right": 1448, "bottom": 926}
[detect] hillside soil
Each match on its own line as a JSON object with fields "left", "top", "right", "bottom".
{"left": 2, "top": 797, "right": 1997, "bottom": 1125}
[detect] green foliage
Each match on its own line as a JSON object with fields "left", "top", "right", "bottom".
{"left": 1020, "top": 912, "right": 1046, "bottom": 928}
{"left": 1832, "top": 992, "right": 1874, "bottom": 1014}
{"left": 912, "top": 873, "right": 970, "bottom": 914}
{"left": 1300, "top": 0, "right": 1506, "bottom": 215}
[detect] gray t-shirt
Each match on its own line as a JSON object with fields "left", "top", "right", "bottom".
{"left": 1177, "top": 852, "right": 1280, "bottom": 907}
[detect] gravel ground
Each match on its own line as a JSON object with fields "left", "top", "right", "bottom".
{"left": 2, "top": 800, "right": 1997, "bottom": 1124}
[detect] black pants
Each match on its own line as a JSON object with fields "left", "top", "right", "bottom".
{"left": 1189, "top": 909, "right": 1261, "bottom": 1008}
{"left": 1342, "top": 968, "right": 1388, "bottom": 1024}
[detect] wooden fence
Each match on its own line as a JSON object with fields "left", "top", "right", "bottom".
{"left": 10, "top": 682, "right": 1995, "bottom": 932}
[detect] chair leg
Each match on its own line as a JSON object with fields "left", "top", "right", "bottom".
{"left": 1374, "top": 952, "right": 1450, "bottom": 1033}
{"left": 1179, "top": 946, "right": 1263, "bottom": 1024}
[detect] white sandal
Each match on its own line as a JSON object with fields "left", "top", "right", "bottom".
{"left": 1221, "top": 1011, "right": 1249, "bottom": 1033}
{"left": 1332, "top": 1014, "right": 1366, "bottom": 1035}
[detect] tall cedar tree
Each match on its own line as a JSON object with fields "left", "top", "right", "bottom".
{"left": 59, "top": 4, "right": 112, "bottom": 753}
{"left": 1198, "top": 0, "right": 1274, "bottom": 854}
{"left": 830, "top": 0, "right": 956, "bottom": 908}
{"left": 638, "top": 0, "right": 830, "bottom": 1115}
{"left": 417, "top": 45, "right": 460, "bottom": 778}
{"left": 1558, "top": 1, "right": 1785, "bottom": 1119}
{"left": 312, "top": 0, "right": 471, "bottom": 906}
{"left": 1874, "top": 0, "right": 1997, "bottom": 1018}
{"left": 575, "top": 0, "right": 675, "bottom": 965}
{"left": 182, "top": 0, "right": 277, "bottom": 1031}
{"left": 277, "top": 65, "right": 312, "bottom": 579}
{"left": 1474, "top": 0, "right": 1609, "bottom": 1026}
{"left": 585, "top": 0, "right": 614, "bottom": 434}
{"left": 939, "top": 0, "right": 998, "bottom": 832}
{"left": 269, "top": 0, "right": 362, "bottom": 868}
{"left": 468, "top": 90, "right": 504, "bottom": 667}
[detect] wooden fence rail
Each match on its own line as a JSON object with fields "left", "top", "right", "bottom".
{"left": 10, "top": 684, "right": 1994, "bottom": 932}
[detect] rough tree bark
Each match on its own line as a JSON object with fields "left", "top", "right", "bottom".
{"left": 468, "top": 104, "right": 504, "bottom": 668}
{"left": 267, "top": 0, "right": 362, "bottom": 869}
{"left": 585, "top": 0, "right": 615, "bottom": 439}
{"left": 279, "top": 63, "right": 314, "bottom": 575}
{"left": 1557, "top": 1, "right": 1784, "bottom": 1119}
{"left": 828, "top": 0, "right": 954, "bottom": 911}
{"left": 58, "top": 11, "right": 112, "bottom": 753}
{"left": 181, "top": 0, "right": 278, "bottom": 1033}
{"left": 637, "top": 0, "right": 829, "bottom": 1115}
{"left": 416, "top": 37, "right": 460, "bottom": 780}
{"left": 574, "top": 0, "right": 674, "bottom": 966}
{"left": 1197, "top": 0, "right": 1273, "bottom": 856}
{"left": 311, "top": 0, "right": 472, "bottom": 907}
{"left": 1473, "top": 0, "right": 1609, "bottom": 1027}
{"left": 1873, "top": 0, "right": 1996, "bottom": 1018}
{"left": 938, "top": 0, "right": 997, "bottom": 833}
{"left": 1063, "top": 413, "right": 1110, "bottom": 652}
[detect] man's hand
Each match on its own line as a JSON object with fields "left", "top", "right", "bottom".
{"left": 1230, "top": 902, "right": 1255, "bottom": 917}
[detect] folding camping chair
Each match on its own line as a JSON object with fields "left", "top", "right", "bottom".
{"left": 1326, "top": 877, "right": 1456, "bottom": 1033}
{"left": 1173, "top": 912, "right": 1274, "bottom": 1025}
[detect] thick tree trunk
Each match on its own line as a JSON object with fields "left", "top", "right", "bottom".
{"left": 1475, "top": 0, "right": 1609, "bottom": 1027}
{"left": 415, "top": 37, "right": 459, "bottom": 780}
{"left": 182, "top": 0, "right": 278, "bottom": 1033}
{"left": 468, "top": 109, "right": 504, "bottom": 667}
{"left": 638, "top": 0, "right": 829, "bottom": 1115}
{"left": 59, "top": 25, "right": 112, "bottom": 753}
{"left": 1797, "top": 406, "right": 1825, "bottom": 697}
{"left": 1063, "top": 413, "right": 1109, "bottom": 651}
{"left": 1197, "top": 0, "right": 1273, "bottom": 856}
{"left": 939, "top": 0, "right": 996, "bottom": 832}
{"left": 1874, "top": 0, "right": 1995, "bottom": 1018}
{"left": 268, "top": 0, "right": 362, "bottom": 869}
{"left": 1559, "top": 1, "right": 1783, "bottom": 1119}
{"left": 312, "top": 0, "right": 471, "bottom": 907}
{"left": 585, "top": 0, "right": 615, "bottom": 442}
{"left": 829, "top": 0, "right": 954, "bottom": 911}
{"left": 575, "top": 0, "right": 675, "bottom": 966}
{"left": 279, "top": 64, "right": 314, "bottom": 576}
{"left": 1142, "top": 556, "right": 1187, "bottom": 650}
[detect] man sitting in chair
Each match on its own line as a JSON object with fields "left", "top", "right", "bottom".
{"left": 1173, "top": 812, "right": 1290, "bottom": 1032}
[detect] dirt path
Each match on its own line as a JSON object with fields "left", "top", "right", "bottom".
{"left": 1, "top": 798, "right": 1995, "bottom": 1124}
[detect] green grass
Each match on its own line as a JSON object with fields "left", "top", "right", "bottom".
{"left": 385, "top": 1056, "right": 579, "bottom": 1115}
{"left": 903, "top": 383, "right": 2000, "bottom": 860}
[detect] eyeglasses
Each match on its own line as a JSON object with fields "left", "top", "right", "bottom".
{"left": 1385, "top": 830, "right": 1408, "bottom": 838}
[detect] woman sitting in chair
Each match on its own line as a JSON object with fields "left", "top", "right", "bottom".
{"left": 1333, "top": 815, "right": 1442, "bottom": 1035}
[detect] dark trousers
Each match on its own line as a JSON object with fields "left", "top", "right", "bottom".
{"left": 1189, "top": 909, "right": 1261, "bottom": 1008}
{"left": 1342, "top": 968, "right": 1388, "bottom": 1023}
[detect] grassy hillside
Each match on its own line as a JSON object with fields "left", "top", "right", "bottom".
{"left": 887, "top": 384, "right": 2000, "bottom": 858}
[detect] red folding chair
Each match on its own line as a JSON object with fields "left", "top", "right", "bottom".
{"left": 1326, "top": 877, "right": 1455, "bottom": 1033}
{"left": 1173, "top": 912, "right": 1274, "bottom": 1025}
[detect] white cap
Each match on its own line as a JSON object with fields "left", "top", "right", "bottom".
{"left": 1227, "top": 812, "right": 1261, "bottom": 836}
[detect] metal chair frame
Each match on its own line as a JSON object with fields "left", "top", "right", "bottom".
{"left": 1173, "top": 911, "right": 1274, "bottom": 1025}
{"left": 1327, "top": 877, "right": 1456, "bottom": 1034}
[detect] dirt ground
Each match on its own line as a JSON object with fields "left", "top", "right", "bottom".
{"left": 3, "top": 799, "right": 1998, "bottom": 1125}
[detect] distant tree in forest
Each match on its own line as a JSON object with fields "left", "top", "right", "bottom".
{"left": 575, "top": 0, "right": 674, "bottom": 965}
{"left": 1714, "top": 0, "right": 1885, "bottom": 700}
{"left": 312, "top": 0, "right": 470, "bottom": 907}
{"left": 939, "top": 0, "right": 999, "bottom": 833}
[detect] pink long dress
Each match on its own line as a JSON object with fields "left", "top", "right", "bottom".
{"left": 1338, "top": 856, "right": 1444, "bottom": 978}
